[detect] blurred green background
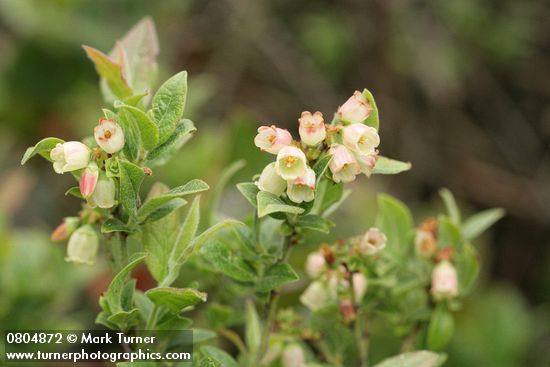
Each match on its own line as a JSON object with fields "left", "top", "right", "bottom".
{"left": 0, "top": 0, "right": 549, "bottom": 366}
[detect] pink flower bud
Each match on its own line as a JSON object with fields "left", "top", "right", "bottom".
{"left": 356, "top": 151, "right": 378, "bottom": 177}
{"left": 337, "top": 90, "right": 372, "bottom": 124}
{"left": 339, "top": 299, "right": 356, "bottom": 323}
{"left": 50, "top": 142, "right": 91, "bottom": 174}
{"left": 256, "top": 162, "right": 286, "bottom": 196}
{"left": 51, "top": 217, "right": 79, "bottom": 242}
{"left": 65, "top": 225, "right": 99, "bottom": 265}
{"left": 328, "top": 144, "right": 360, "bottom": 183}
{"left": 298, "top": 111, "right": 326, "bottom": 146}
{"left": 275, "top": 146, "right": 308, "bottom": 180}
{"left": 254, "top": 125, "right": 293, "bottom": 154}
{"left": 79, "top": 162, "right": 99, "bottom": 198}
{"left": 94, "top": 118, "right": 125, "bottom": 154}
{"left": 358, "top": 227, "right": 387, "bottom": 255}
{"left": 286, "top": 167, "right": 315, "bottom": 203}
{"left": 305, "top": 251, "right": 326, "bottom": 278}
{"left": 431, "top": 260, "right": 458, "bottom": 299}
{"left": 352, "top": 272, "right": 368, "bottom": 304}
{"left": 343, "top": 123, "right": 380, "bottom": 155}
{"left": 282, "top": 344, "right": 305, "bottom": 367}
{"left": 88, "top": 174, "right": 116, "bottom": 209}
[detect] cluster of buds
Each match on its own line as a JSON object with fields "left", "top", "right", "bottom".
{"left": 301, "top": 241, "right": 370, "bottom": 321}
{"left": 414, "top": 217, "right": 438, "bottom": 257}
{"left": 47, "top": 118, "right": 126, "bottom": 264}
{"left": 414, "top": 217, "right": 459, "bottom": 299}
{"left": 254, "top": 91, "right": 380, "bottom": 204}
{"left": 51, "top": 118, "right": 125, "bottom": 209}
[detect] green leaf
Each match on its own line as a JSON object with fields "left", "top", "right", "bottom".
{"left": 373, "top": 156, "right": 412, "bottom": 175}
{"left": 21, "top": 137, "right": 64, "bottom": 165}
{"left": 373, "top": 351, "right": 447, "bottom": 367}
{"left": 170, "top": 197, "right": 201, "bottom": 266}
{"left": 206, "top": 160, "right": 246, "bottom": 227}
{"left": 257, "top": 191, "right": 305, "bottom": 218}
{"left": 140, "top": 198, "right": 187, "bottom": 223}
{"left": 295, "top": 214, "right": 334, "bottom": 233}
{"left": 177, "top": 219, "right": 247, "bottom": 264}
{"left": 82, "top": 45, "right": 133, "bottom": 99}
{"left": 462, "top": 208, "right": 505, "bottom": 241}
{"left": 113, "top": 17, "right": 159, "bottom": 97}
{"left": 100, "top": 254, "right": 146, "bottom": 315}
{"left": 427, "top": 306, "right": 455, "bottom": 351}
{"left": 312, "top": 155, "right": 333, "bottom": 183}
{"left": 65, "top": 186, "right": 83, "bottom": 199}
{"left": 456, "top": 243, "right": 480, "bottom": 294}
{"left": 146, "top": 287, "right": 207, "bottom": 314}
{"left": 237, "top": 182, "right": 259, "bottom": 208}
{"left": 362, "top": 88, "right": 379, "bottom": 130}
{"left": 193, "top": 329, "right": 217, "bottom": 344}
{"left": 118, "top": 104, "right": 159, "bottom": 150}
{"left": 151, "top": 71, "right": 188, "bottom": 143}
{"left": 143, "top": 200, "right": 181, "bottom": 283}
{"left": 437, "top": 216, "right": 463, "bottom": 250}
{"left": 245, "top": 299, "right": 261, "bottom": 355}
{"left": 101, "top": 218, "right": 135, "bottom": 234}
{"left": 439, "top": 188, "right": 461, "bottom": 224}
{"left": 200, "top": 241, "right": 256, "bottom": 282}
{"left": 375, "top": 194, "right": 413, "bottom": 257}
{"left": 137, "top": 179, "right": 209, "bottom": 223}
{"left": 146, "top": 119, "right": 196, "bottom": 166}
{"left": 118, "top": 159, "right": 145, "bottom": 216}
{"left": 256, "top": 263, "right": 298, "bottom": 293}
{"left": 200, "top": 346, "right": 239, "bottom": 367}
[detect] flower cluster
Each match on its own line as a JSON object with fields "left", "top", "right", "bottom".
{"left": 300, "top": 227, "right": 386, "bottom": 321}
{"left": 51, "top": 118, "right": 125, "bottom": 210}
{"left": 46, "top": 118, "right": 126, "bottom": 264}
{"left": 254, "top": 91, "right": 380, "bottom": 204}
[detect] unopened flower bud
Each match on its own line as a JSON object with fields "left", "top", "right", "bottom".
{"left": 65, "top": 225, "right": 99, "bottom": 265}
{"left": 352, "top": 272, "right": 368, "bottom": 304}
{"left": 79, "top": 162, "right": 99, "bottom": 198}
{"left": 88, "top": 174, "right": 116, "bottom": 209}
{"left": 94, "top": 118, "right": 125, "bottom": 154}
{"left": 287, "top": 167, "right": 315, "bottom": 203}
{"left": 51, "top": 217, "right": 79, "bottom": 242}
{"left": 256, "top": 162, "right": 286, "bottom": 196}
{"left": 50, "top": 142, "right": 91, "bottom": 174}
{"left": 328, "top": 144, "right": 360, "bottom": 183}
{"left": 305, "top": 251, "right": 326, "bottom": 278}
{"left": 300, "top": 281, "right": 332, "bottom": 311}
{"left": 282, "top": 343, "right": 305, "bottom": 367}
{"left": 254, "top": 125, "right": 292, "bottom": 154}
{"left": 358, "top": 227, "right": 387, "bottom": 255}
{"left": 298, "top": 111, "right": 326, "bottom": 146}
{"left": 343, "top": 123, "right": 380, "bottom": 155}
{"left": 275, "top": 146, "right": 308, "bottom": 180}
{"left": 337, "top": 90, "right": 372, "bottom": 124}
{"left": 431, "top": 260, "right": 458, "bottom": 299}
{"left": 339, "top": 299, "right": 356, "bottom": 323}
{"left": 415, "top": 230, "right": 437, "bottom": 257}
